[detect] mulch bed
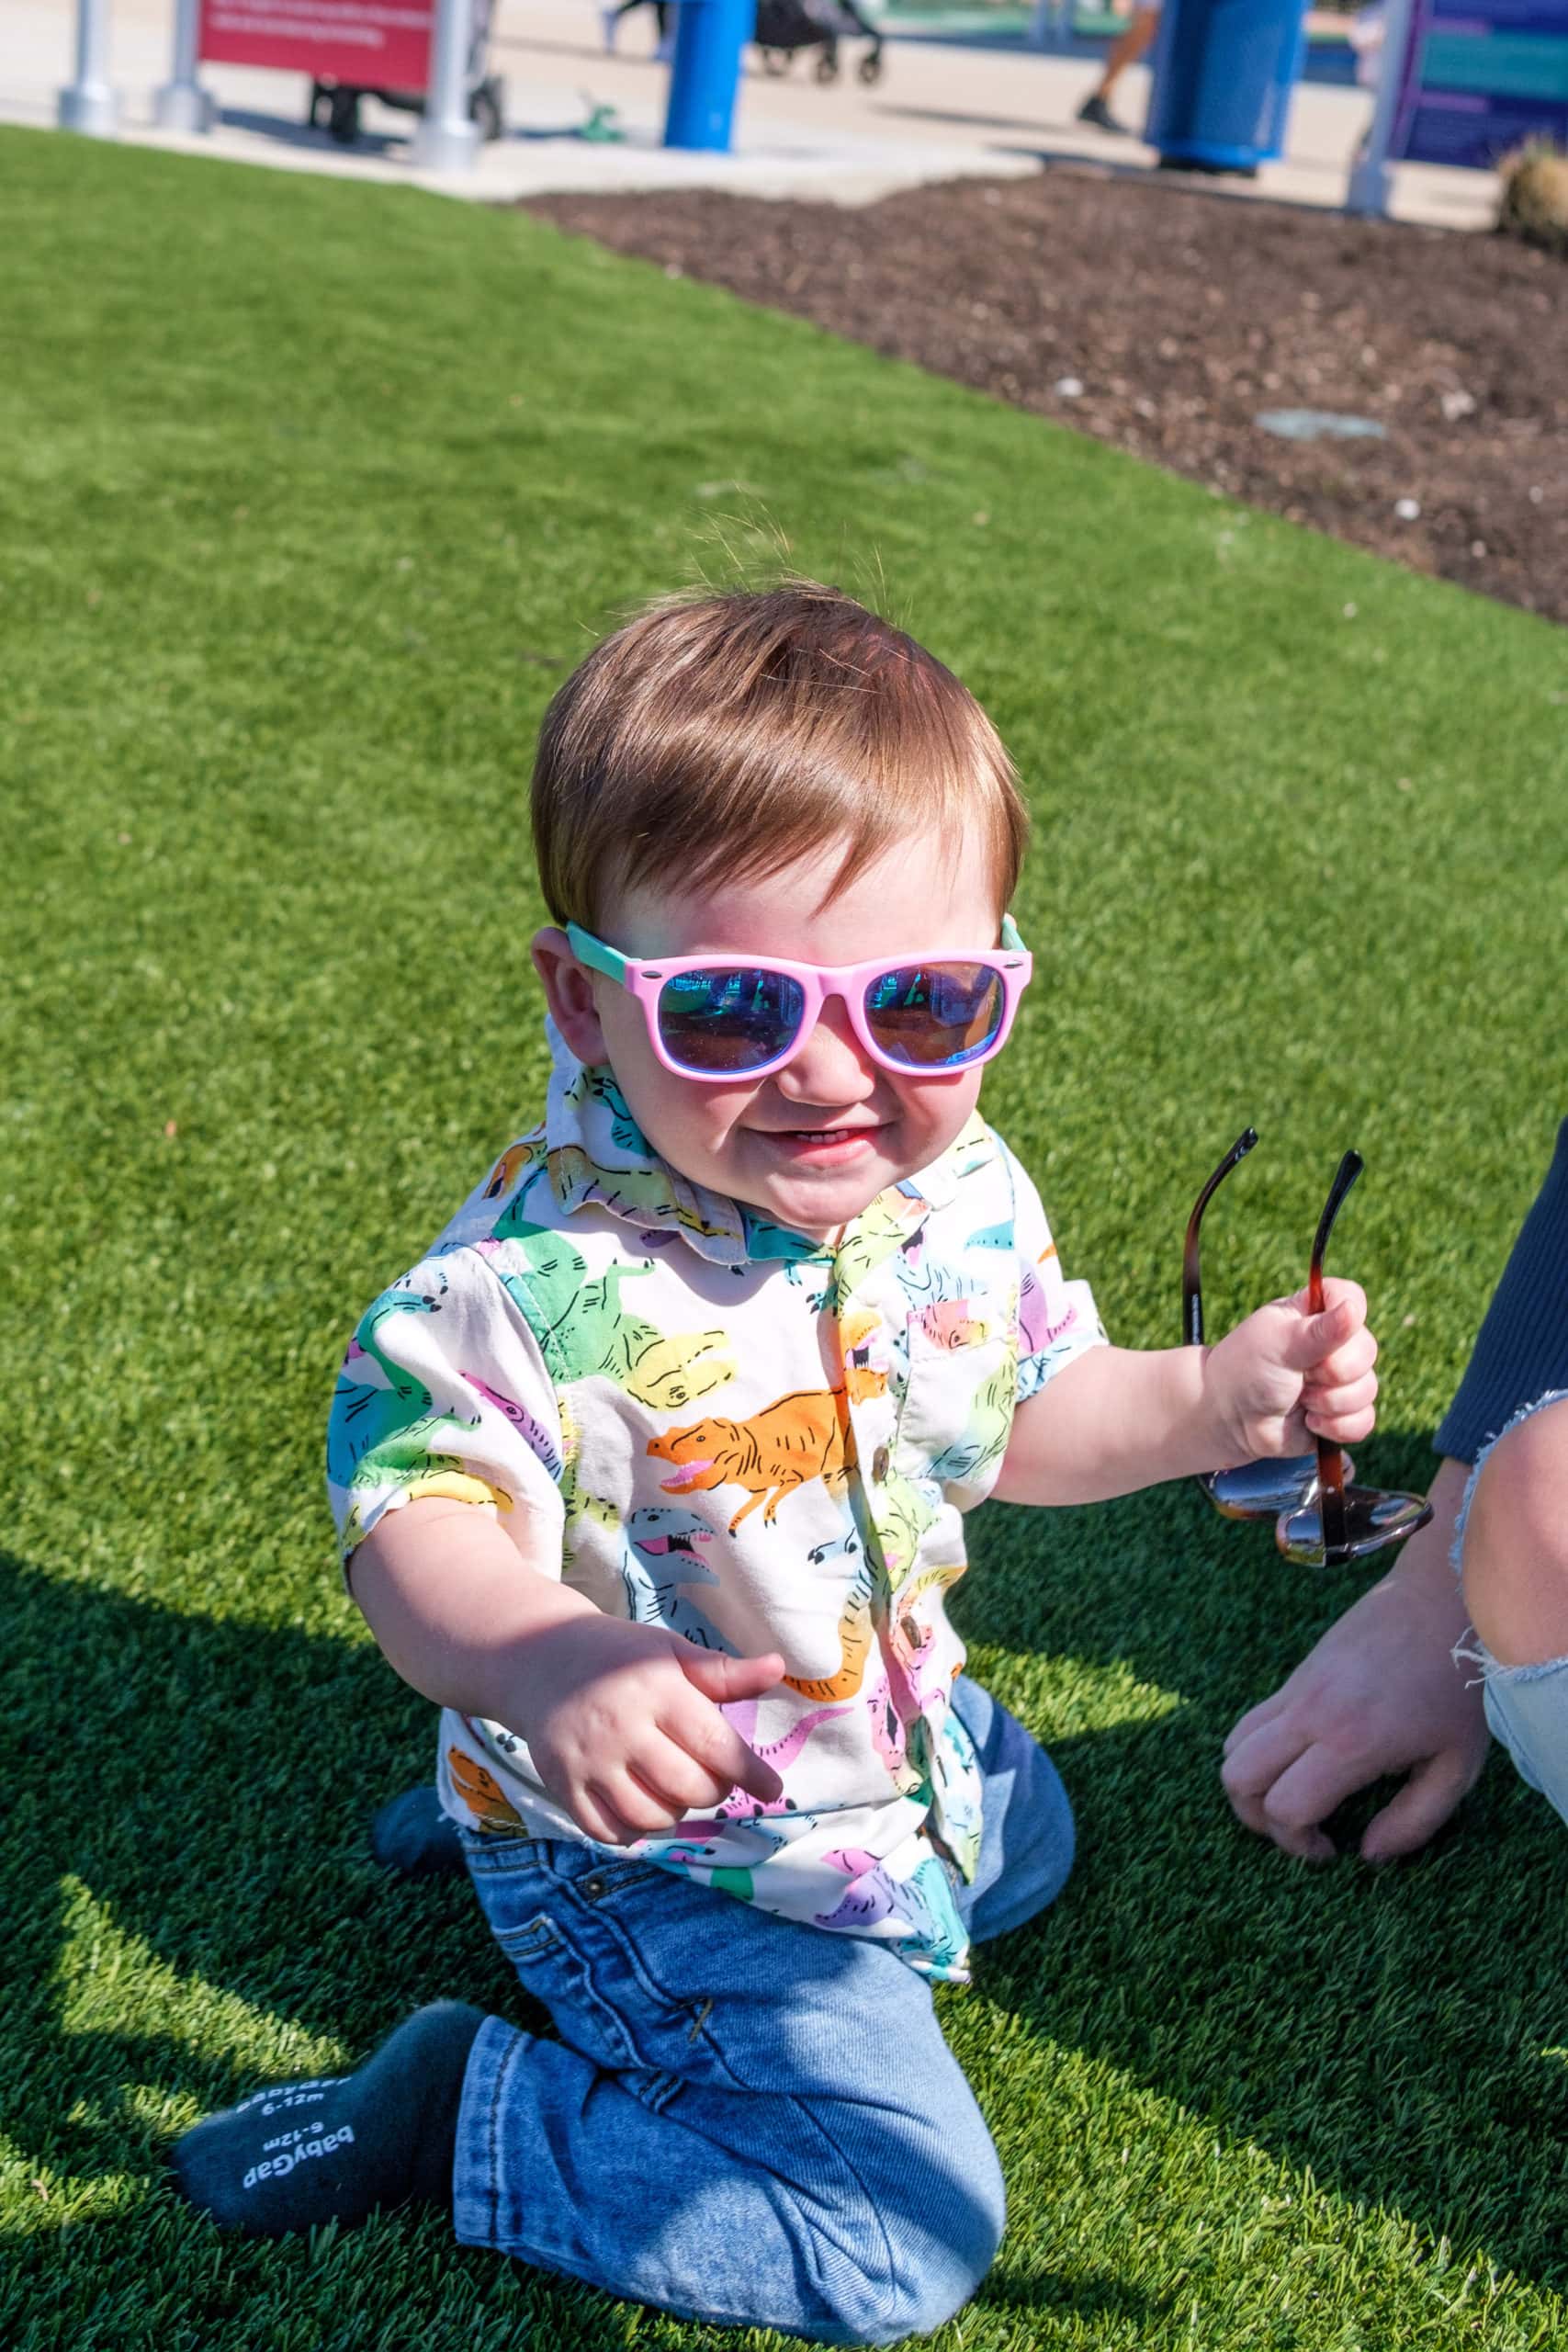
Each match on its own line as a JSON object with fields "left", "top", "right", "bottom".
{"left": 520, "top": 167, "right": 1568, "bottom": 626}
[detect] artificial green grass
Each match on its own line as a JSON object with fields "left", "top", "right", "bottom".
{"left": 3, "top": 123, "right": 1566, "bottom": 2351}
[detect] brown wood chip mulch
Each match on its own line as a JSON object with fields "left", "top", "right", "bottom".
{"left": 520, "top": 167, "right": 1568, "bottom": 627}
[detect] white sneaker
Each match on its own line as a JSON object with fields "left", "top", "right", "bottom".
{"left": 600, "top": 5, "right": 618, "bottom": 49}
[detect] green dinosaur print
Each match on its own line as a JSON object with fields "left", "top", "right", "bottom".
{"left": 928, "top": 1351, "right": 1019, "bottom": 1488}
{"left": 832, "top": 1189, "right": 929, "bottom": 1298}
{"left": 741, "top": 1211, "right": 832, "bottom": 1266}
{"left": 575, "top": 1061, "right": 653, "bottom": 1156}
{"left": 494, "top": 1230, "right": 737, "bottom": 1408}
{"left": 562, "top": 1481, "right": 619, "bottom": 1575}
{"left": 338, "top": 1421, "right": 496, "bottom": 1550}
{"left": 350, "top": 1287, "right": 440, "bottom": 1407}
{"left": 544, "top": 1145, "right": 739, "bottom": 1243}
{"left": 865, "top": 1467, "right": 943, "bottom": 1589}
{"left": 329, "top": 1285, "right": 446, "bottom": 1502}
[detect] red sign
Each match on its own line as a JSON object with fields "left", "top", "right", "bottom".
{"left": 198, "top": 0, "right": 434, "bottom": 87}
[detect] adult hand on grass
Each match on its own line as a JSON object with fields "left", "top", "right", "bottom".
{"left": 1220, "top": 1457, "right": 1489, "bottom": 1861}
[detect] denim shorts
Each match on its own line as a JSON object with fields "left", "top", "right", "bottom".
{"left": 1454, "top": 1389, "right": 1568, "bottom": 1825}
{"left": 450, "top": 1674, "right": 1074, "bottom": 2345}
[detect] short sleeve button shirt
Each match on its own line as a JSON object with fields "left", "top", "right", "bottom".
{"left": 327, "top": 1024, "right": 1106, "bottom": 1981}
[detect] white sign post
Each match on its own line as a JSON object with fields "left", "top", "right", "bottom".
{"left": 153, "top": 0, "right": 219, "bottom": 130}
{"left": 1346, "top": 0, "right": 1418, "bottom": 217}
{"left": 411, "top": 0, "right": 479, "bottom": 172}
{"left": 58, "top": 0, "right": 121, "bottom": 133}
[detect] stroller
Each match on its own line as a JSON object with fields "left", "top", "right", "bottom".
{"left": 754, "top": 0, "right": 885, "bottom": 84}
{"left": 308, "top": 0, "right": 506, "bottom": 144}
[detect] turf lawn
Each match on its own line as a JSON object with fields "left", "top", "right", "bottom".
{"left": 4, "top": 123, "right": 1567, "bottom": 2352}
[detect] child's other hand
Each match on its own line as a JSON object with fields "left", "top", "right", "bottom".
{"left": 514, "top": 1617, "right": 785, "bottom": 1846}
{"left": 1205, "top": 1277, "right": 1379, "bottom": 1466}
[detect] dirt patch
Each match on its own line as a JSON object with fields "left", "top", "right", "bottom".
{"left": 520, "top": 169, "right": 1568, "bottom": 625}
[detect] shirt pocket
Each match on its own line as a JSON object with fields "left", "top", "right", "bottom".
{"left": 896, "top": 1295, "right": 1019, "bottom": 1499}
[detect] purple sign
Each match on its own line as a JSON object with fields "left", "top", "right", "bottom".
{"left": 1392, "top": 0, "right": 1568, "bottom": 170}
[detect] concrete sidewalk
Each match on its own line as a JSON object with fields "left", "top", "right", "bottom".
{"left": 8, "top": 0, "right": 1497, "bottom": 221}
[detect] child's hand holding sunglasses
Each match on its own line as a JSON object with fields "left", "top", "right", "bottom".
{"left": 1202, "top": 1279, "right": 1380, "bottom": 1472}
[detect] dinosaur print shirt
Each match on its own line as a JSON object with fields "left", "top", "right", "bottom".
{"left": 326, "top": 1024, "right": 1106, "bottom": 1982}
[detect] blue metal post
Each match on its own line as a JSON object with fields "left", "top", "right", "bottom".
{"left": 663, "top": 0, "right": 753, "bottom": 153}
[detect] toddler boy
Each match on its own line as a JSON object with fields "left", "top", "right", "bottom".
{"left": 175, "top": 582, "right": 1379, "bottom": 2343}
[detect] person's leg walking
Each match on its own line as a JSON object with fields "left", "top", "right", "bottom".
{"left": 604, "top": 0, "right": 659, "bottom": 50}
{"left": 1077, "top": 5, "right": 1159, "bottom": 133}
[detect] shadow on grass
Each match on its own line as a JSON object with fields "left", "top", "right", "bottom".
{"left": 0, "top": 1551, "right": 531, "bottom": 2185}
{"left": 3, "top": 1544, "right": 1155, "bottom": 2339}
{"left": 980, "top": 2260, "right": 1166, "bottom": 2328}
{"left": 7, "top": 1434, "right": 1568, "bottom": 2318}
{"left": 962, "top": 1428, "right": 1568, "bottom": 2298}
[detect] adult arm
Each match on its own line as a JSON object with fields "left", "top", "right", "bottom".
{"left": 1221, "top": 1456, "right": 1485, "bottom": 1860}
{"left": 1433, "top": 1116, "right": 1568, "bottom": 1463}
{"left": 1221, "top": 1115, "right": 1568, "bottom": 1859}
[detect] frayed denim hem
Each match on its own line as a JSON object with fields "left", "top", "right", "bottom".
{"left": 1452, "top": 1635, "right": 1568, "bottom": 1691}
{"left": 1472, "top": 1652, "right": 1568, "bottom": 1812}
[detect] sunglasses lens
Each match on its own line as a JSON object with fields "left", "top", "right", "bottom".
{"left": 863, "top": 963, "right": 1006, "bottom": 1069}
{"left": 1276, "top": 1484, "right": 1434, "bottom": 1568}
{"left": 657, "top": 967, "right": 807, "bottom": 1074}
{"left": 1199, "top": 1453, "right": 1321, "bottom": 1521}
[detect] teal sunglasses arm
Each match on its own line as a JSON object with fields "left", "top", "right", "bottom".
{"left": 566, "top": 922, "right": 632, "bottom": 986}
{"left": 568, "top": 916, "right": 1026, "bottom": 975}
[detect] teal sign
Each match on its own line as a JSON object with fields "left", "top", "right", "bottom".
{"left": 1394, "top": 0, "right": 1568, "bottom": 169}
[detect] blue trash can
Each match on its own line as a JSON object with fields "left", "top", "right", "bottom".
{"left": 664, "top": 0, "right": 755, "bottom": 151}
{"left": 1144, "top": 0, "right": 1309, "bottom": 174}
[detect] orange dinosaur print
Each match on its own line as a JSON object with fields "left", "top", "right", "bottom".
{"left": 840, "top": 1306, "right": 891, "bottom": 1404}
{"left": 785, "top": 1566, "right": 874, "bottom": 1700}
{"left": 914, "top": 1299, "right": 994, "bottom": 1351}
{"left": 649, "top": 1389, "right": 852, "bottom": 1532}
{"left": 448, "top": 1748, "right": 524, "bottom": 1831}
{"left": 483, "top": 1138, "right": 544, "bottom": 1200}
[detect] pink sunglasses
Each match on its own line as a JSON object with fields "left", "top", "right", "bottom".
{"left": 565, "top": 917, "right": 1033, "bottom": 1081}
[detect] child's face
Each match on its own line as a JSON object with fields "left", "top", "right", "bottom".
{"left": 536, "top": 829, "right": 1007, "bottom": 1240}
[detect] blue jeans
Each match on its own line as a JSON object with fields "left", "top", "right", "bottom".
{"left": 1455, "top": 1389, "right": 1568, "bottom": 1825}
{"left": 452, "top": 1675, "right": 1074, "bottom": 2345}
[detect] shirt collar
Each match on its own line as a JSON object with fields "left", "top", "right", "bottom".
{"left": 541, "top": 1021, "right": 970, "bottom": 1275}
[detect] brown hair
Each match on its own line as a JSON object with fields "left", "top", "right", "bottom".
{"left": 531, "top": 582, "right": 1029, "bottom": 929}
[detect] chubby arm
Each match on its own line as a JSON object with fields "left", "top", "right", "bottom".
{"left": 349, "top": 1494, "right": 597, "bottom": 1724}
{"left": 351, "top": 1497, "right": 783, "bottom": 1845}
{"left": 991, "top": 1343, "right": 1213, "bottom": 1506}
{"left": 993, "top": 1277, "right": 1378, "bottom": 1509}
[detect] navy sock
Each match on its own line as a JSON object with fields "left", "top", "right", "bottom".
{"left": 372, "top": 1784, "right": 467, "bottom": 1879}
{"left": 172, "top": 2001, "right": 485, "bottom": 2236}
